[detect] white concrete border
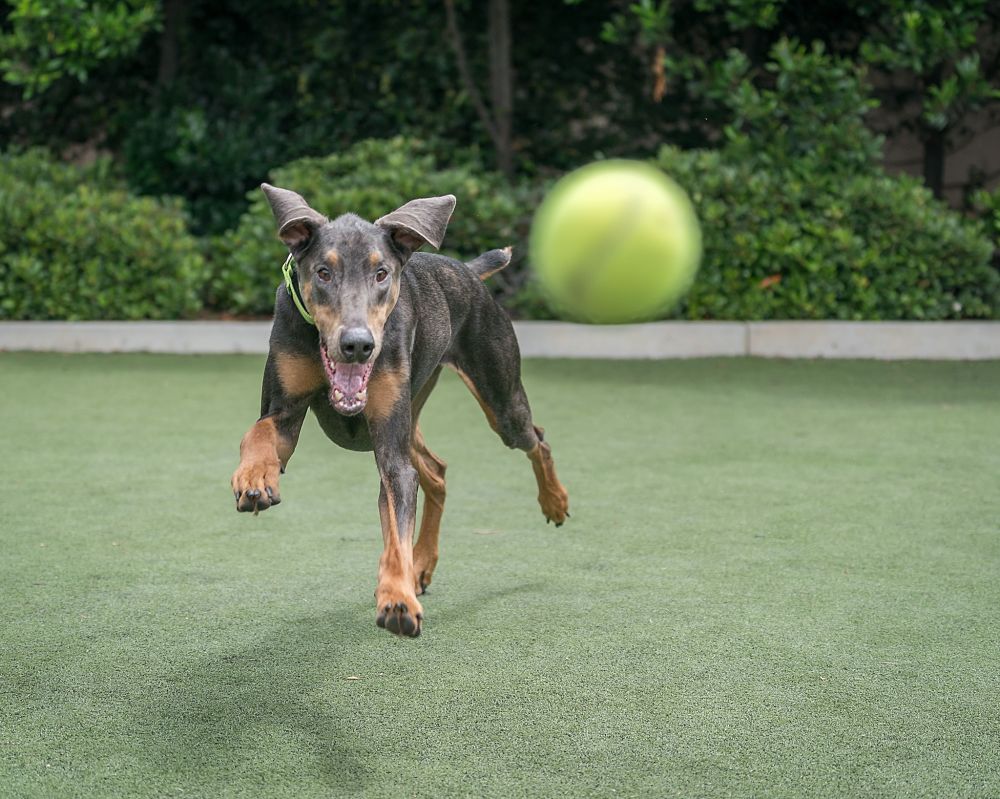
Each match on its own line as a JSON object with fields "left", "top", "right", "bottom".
{"left": 0, "top": 321, "right": 272, "bottom": 354}
{"left": 0, "top": 320, "right": 998, "bottom": 360}
{"left": 513, "top": 321, "right": 746, "bottom": 359}
{"left": 748, "top": 321, "right": 1000, "bottom": 360}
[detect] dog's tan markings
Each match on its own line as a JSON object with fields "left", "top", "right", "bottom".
{"left": 369, "top": 250, "right": 382, "bottom": 266}
{"left": 275, "top": 352, "right": 324, "bottom": 397}
{"left": 375, "top": 482, "right": 423, "bottom": 635}
{"left": 527, "top": 436, "right": 569, "bottom": 525}
{"left": 364, "top": 368, "right": 406, "bottom": 424}
{"left": 300, "top": 276, "right": 343, "bottom": 334}
{"left": 366, "top": 281, "right": 401, "bottom": 341}
{"left": 239, "top": 417, "right": 277, "bottom": 463}
{"left": 448, "top": 365, "right": 499, "bottom": 432}
{"left": 410, "top": 425, "right": 447, "bottom": 594}
{"left": 232, "top": 417, "right": 284, "bottom": 512}
{"left": 325, "top": 249, "right": 340, "bottom": 268}
{"left": 311, "top": 305, "right": 341, "bottom": 335}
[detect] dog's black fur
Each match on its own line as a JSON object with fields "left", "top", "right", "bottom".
{"left": 232, "top": 184, "right": 569, "bottom": 637}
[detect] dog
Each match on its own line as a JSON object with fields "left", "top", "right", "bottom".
{"left": 231, "top": 184, "right": 570, "bottom": 637}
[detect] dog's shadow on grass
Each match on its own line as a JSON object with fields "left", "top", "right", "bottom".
{"left": 138, "top": 609, "right": 373, "bottom": 793}
{"left": 138, "top": 580, "right": 550, "bottom": 792}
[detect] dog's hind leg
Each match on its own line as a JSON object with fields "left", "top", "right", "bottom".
{"left": 448, "top": 316, "right": 569, "bottom": 526}
{"left": 410, "top": 425, "right": 446, "bottom": 594}
{"left": 409, "top": 367, "right": 447, "bottom": 594}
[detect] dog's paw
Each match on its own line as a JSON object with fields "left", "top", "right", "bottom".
{"left": 539, "top": 483, "right": 569, "bottom": 527}
{"left": 413, "top": 568, "right": 432, "bottom": 596}
{"left": 375, "top": 586, "right": 423, "bottom": 637}
{"left": 231, "top": 458, "right": 281, "bottom": 513}
{"left": 412, "top": 549, "right": 438, "bottom": 596}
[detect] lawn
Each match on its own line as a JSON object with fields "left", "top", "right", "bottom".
{"left": 1, "top": 353, "right": 998, "bottom": 798}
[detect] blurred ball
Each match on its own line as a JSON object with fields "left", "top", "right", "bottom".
{"left": 530, "top": 160, "right": 702, "bottom": 324}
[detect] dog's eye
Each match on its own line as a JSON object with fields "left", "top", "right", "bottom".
{"left": 316, "top": 267, "right": 332, "bottom": 282}
{"left": 375, "top": 268, "right": 389, "bottom": 284}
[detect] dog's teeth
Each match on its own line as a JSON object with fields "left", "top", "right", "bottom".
{"left": 357, "top": 389, "right": 367, "bottom": 403}
{"left": 333, "top": 389, "right": 344, "bottom": 401}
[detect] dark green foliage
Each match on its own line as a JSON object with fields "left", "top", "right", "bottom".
{"left": 0, "top": 150, "right": 205, "bottom": 320}
{"left": 723, "top": 39, "right": 883, "bottom": 176}
{"left": 120, "top": 57, "right": 296, "bottom": 236}
{"left": 116, "top": 2, "right": 473, "bottom": 236}
{"left": 657, "top": 146, "right": 999, "bottom": 320}
{"left": 0, "top": 0, "right": 158, "bottom": 96}
{"left": 1, "top": 1, "right": 665, "bottom": 233}
{"left": 972, "top": 187, "right": 1000, "bottom": 252}
{"left": 640, "top": 38, "right": 998, "bottom": 321}
{"left": 857, "top": 0, "right": 1000, "bottom": 132}
{"left": 208, "top": 138, "right": 545, "bottom": 316}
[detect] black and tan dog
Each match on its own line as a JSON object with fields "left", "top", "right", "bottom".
{"left": 231, "top": 184, "right": 569, "bottom": 637}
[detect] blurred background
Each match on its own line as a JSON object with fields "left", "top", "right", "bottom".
{"left": 0, "top": 0, "right": 998, "bottom": 323}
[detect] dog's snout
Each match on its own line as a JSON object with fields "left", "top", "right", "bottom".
{"left": 340, "top": 327, "right": 375, "bottom": 363}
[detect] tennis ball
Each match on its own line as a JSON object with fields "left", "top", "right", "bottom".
{"left": 530, "top": 160, "right": 702, "bottom": 324}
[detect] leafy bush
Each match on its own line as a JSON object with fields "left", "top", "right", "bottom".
{"left": 656, "top": 146, "right": 999, "bottom": 320}
{"left": 120, "top": 50, "right": 302, "bottom": 236}
{"left": 510, "top": 39, "right": 997, "bottom": 322}
{"left": 0, "top": 147, "right": 119, "bottom": 192}
{"left": 209, "top": 137, "right": 545, "bottom": 315}
{"left": 972, "top": 187, "right": 1000, "bottom": 254}
{"left": 722, "top": 39, "right": 884, "bottom": 178}
{"left": 0, "top": 150, "right": 205, "bottom": 320}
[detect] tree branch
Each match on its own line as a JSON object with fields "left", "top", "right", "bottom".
{"left": 443, "top": 0, "right": 500, "bottom": 144}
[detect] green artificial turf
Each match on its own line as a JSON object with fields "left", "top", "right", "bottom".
{"left": 1, "top": 353, "right": 998, "bottom": 798}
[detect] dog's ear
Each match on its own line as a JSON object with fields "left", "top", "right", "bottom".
{"left": 375, "top": 195, "right": 457, "bottom": 258}
{"left": 261, "top": 183, "right": 328, "bottom": 252}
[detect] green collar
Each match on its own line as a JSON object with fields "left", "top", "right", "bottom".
{"left": 281, "top": 254, "right": 315, "bottom": 326}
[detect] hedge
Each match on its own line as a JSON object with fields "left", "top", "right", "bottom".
{"left": 1, "top": 143, "right": 995, "bottom": 322}
{"left": 657, "top": 146, "right": 999, "bottom": 320}
{"left": 0, "top": 150, "right": 205, "bottom": 320}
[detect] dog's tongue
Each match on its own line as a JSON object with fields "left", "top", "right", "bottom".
{"left": 321, "top": 347, "right": 373, "bottom": 415}
{"left": 331, "top": 362, "right": 368, "bottom": 396}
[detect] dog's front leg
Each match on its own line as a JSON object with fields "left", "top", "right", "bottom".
{"left": 367, "top": 378, "right": 423, "bottom": 637}
{"left": 232, "top": 351, "right": 311, "bottom": 513}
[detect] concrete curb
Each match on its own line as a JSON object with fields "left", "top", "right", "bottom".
{"left": 1, "top": 320, "right": 998, "bottom": 360}
{"left": 747, "top": 321, "right": 1000, "bottom": 360}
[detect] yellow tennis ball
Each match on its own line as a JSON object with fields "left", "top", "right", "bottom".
{"left": 530, "top": 160, "right": 702, "bottom": 324}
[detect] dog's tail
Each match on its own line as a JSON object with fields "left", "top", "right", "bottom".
{"left": 466, "top": 246, "right": 512, "bottom": 281}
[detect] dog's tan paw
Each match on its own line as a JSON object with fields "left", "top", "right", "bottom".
{"left": 375, "top": 583, "right": 423, "bottom": 637}
{"left": 231, "top": 459, "right": 281, "bottom": 513}
{"left": 412, "top": 549, "right": 438, "bottom": 596}
{"left": 539, "top": 482, "right": 569, "bottom": 526}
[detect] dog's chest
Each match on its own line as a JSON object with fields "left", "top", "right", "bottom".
{"left": 310, "top": 400, "right": 374, "bottom": 452}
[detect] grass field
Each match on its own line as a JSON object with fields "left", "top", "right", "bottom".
{"left": 1, "top": 353, "right": 998, "bottom": 798}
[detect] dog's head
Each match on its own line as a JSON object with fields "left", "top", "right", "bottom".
{"left": 261, "top": 183, "right": 455, "bottom": 415}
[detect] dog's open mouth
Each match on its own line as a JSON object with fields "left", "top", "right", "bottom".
{"left": 321, "top": 344, "right": 374, "bottom": 416}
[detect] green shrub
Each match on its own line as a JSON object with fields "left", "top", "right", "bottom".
{"left": 655, "top": 146, "right": 999, "bottom": 320}
{"left": 723, "top": 39, "right": 884, "bottom": 179}
{"left": 120, "top": 53, "right": 296, "bottom": 236}
{"left": 211, "top": 135, "right": 998, "bottom": 321}
{"left": 0, "top": 150, "right": 205, "bottom": 320}
{"left": 209, "top": 137, "right": 545, "bottom": 316}
{"left": 0, "top": 147, "right": 119, "bottom": 192}
{"left": 972, "top": 186, "right": 1000, "bottom": 255}
{"left": 637, "top": 39, "right": 998, "bottom": 321}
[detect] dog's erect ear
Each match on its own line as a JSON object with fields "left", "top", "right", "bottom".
{"left": 261, "top": 183, "right": 328, "bottom": 251}
{"left": 375, "top": 195, "right": 457, "bottom": 258}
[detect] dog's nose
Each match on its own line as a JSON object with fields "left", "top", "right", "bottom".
{"left": 340, "top": 327, "right": 375, "bottom": 363}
